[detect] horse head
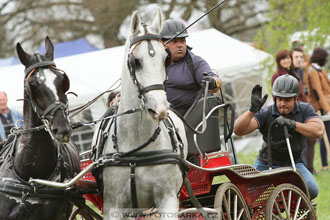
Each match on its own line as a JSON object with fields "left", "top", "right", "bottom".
{"left": 16, "top": 37, "right": 72, "bottom": 143}
{"left": 124, "top": 8, "right": 170, "bottom": 121}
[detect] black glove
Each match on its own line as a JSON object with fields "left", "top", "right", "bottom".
{"left": 275, "top": 116, "right": 296, "bottom": 130}
{"left": 202, "top": 75, "right": 218, "bottom": 90}
{"left": 249, "top": 84, "right": 268, "bottom": 113}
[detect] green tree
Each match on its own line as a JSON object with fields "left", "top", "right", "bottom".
{"left": 256, "top": 0, "right": 330, "bottom": 56}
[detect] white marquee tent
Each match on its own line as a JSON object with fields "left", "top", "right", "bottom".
{"left": 0, "top": 28, "right": 272, "bottom": 119}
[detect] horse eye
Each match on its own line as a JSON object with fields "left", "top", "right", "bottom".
{"left": 29, "top": 78, "right": 38, "bottom": 86}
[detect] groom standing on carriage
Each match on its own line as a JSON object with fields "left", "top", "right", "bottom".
{"left": 160, "top": 19, "right": 221, "bottom": 116}
{"left": 234, "top": 74, "right": 322, "bottom": 200}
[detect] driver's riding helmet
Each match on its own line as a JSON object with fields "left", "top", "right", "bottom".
{"left": 160, "top": 19, "right": 189, "bottom": 40}
{"left": 272, "top": 74, "right": 300, "bottom": 98}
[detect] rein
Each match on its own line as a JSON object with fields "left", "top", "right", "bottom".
{"left": 69, "top": 78, "right": 121, "bottom": 118}
{"left": 10, "top": 124, "right": 46, "bottom": 135}
{"left": 71, "top": 107, "right": 141, "bottom": 129}
{"left": 170, "top": 82, "right": 210, "bottom": 135}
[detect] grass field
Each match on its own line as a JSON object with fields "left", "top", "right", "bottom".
{"left": 238, "top": 144, "right": 330, "bottom": 220}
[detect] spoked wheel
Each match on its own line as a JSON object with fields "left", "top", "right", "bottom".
{"left": 69, "top": 208, "right": 95, "bottom": 220}
{"left": 214, "top": 183, "right": 251, "bottom": 220}
{"left": 265, "top": 184, "right": 316, "bottom": 220}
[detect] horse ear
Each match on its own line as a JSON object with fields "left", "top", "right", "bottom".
{"left": 16, "top": 42, "right": 31, "bottom": 67}
{"left": 45, "top": 36, "right": 54, "bottom": 60}
{"left": 150, "top": 7, "right": 163, "bottom": 33}
{"left": 130, "top": 10, "right": 142, "bottom": 36}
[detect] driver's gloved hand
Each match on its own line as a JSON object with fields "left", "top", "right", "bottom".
{"left": 202, "top": 75, "right": 218, "bottom": 90}
{"left": 276, "top": 116, "right": 296, "bottom": 130}
{"left": 249, "top": 84, "right": 268, "bottom": 113}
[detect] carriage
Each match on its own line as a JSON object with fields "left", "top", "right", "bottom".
{"left": 1, "top": 7, "right": 317, "bottom": 220}
{"left": 63, "top": 99, "right": 316, "bottom": 220}
{"left": 29, "top": 95, "right": 317, "bottom": 220}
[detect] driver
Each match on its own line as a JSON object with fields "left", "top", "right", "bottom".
{"left": 233, "top": 74, "right": 323, "bottom": 199}
{"left": 160, "top": 19, "right": 221, "bottom": 116}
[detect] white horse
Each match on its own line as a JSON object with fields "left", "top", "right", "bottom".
{"left": 94, "top": 8, "right": 187, "bottom": 220}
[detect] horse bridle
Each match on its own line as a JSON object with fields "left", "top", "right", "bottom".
{"left": 127, "top": 24, "right": 170, "bottom": 100}
{"left": 24, "top": 53, "right": 70, "bottom": 134}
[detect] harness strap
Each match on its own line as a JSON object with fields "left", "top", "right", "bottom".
{"left": 103, "top": 150, "right": 189, "bottom": 171}
{"left": 167, "top": 116, "right": 185, "bottom": 158}
{"left": 24, "top": 61, "right": 56, "bottom": 75}
{"left": 184, "top": 50, "right": 199, "bottom": 88}
{"left": 112, "top": 114, "right": 118, "bottom": 151}
{"left": 163, "top": 119, "right": 178, "bottom": 152}
{"left": 140, "top": 84, "right": 165, "bottom": 95}
{"left": 183, "top": 177, "right": 211, "bottom": 220}
{"left": 100, "top": 150, "right": 189, "bottom": 209}
{"left": 118, "top": 127, "right": 161, "bottom": 158}
{"left": 43, "top": 102, "right": 66, "bottom": 118}
{"left": 130, "top": 34, "right": 162, "bottom": 47}
{"left": 130, "top": 163, "right": 138, "bottom": 208}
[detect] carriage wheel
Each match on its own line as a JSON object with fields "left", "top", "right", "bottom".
{"left": 69, "top": 208, "right": 95, "bottom": 220}
{"left": 214, "top": 183, "right": 251, "bottom": 220}
{"left": 265, "top": 184, "right": 316, "bottom": 220}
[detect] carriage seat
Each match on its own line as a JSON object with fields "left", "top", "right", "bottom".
{"left": 184, "top": 95, "right": 222, "bottom": 158}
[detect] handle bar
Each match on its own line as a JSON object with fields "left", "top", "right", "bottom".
{"left": 283, "top": 126, "right": 296, "bottom": 171}
{"left": 193, "top": 103, "right": 235, "bottom": 155}
{"left": 29, "top": 161, "right": 101, "bottom": 189}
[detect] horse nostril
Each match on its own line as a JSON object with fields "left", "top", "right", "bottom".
{"left": 63, "top": 135, "right": 69, "bottom": 142}
{"left": 53, "top": 128, "right": 59, "bottom": 135}
{"left": 51, "top": 124, "right": 72, "bottom": 142}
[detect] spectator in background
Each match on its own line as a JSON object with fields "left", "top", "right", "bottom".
{"left": 292, "top": 40, "right": 310, "bottom": 68}
{"left": 101, "top": 90, "right": 121, "bottom": 118}
{"left": 292, "top": 46, "right": 318, "bottom": 172}
{"left": 291, "top": 47, "right": 305, "bottom": 84}
{"left": 306, "top": 47, "right": 329, "bottom": 172}
{"left": 292, "top": 40, "right": 305, "bottom": 51}
{"left": 0, "top": 91, "right": 23, "bottom": 141}
{"left": 271, "top": 49, "right": 307, "bottom": 102}
{"left": 292, "top": 40, "right": 312, "bottom": 95}
{"left": 106, "top": 90, "right": 120, "bottom": 108}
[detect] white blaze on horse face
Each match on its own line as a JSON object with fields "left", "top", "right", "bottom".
{"left": 43, "top": 69, "right": 60, "bottom": 102}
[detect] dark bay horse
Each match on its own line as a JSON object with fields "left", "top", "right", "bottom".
{"left": 0, "top": 37, "right": 80, "bottom": 220}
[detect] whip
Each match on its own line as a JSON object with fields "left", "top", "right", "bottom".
{"left": 165, "top": 0, "right": 229, "bottom": 44}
